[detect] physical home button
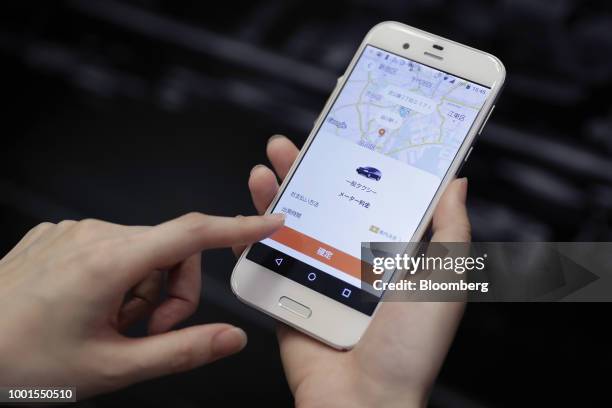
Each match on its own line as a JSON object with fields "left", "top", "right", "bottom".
{"left": 278, "top": 296, "right": 312, "bottom": 318}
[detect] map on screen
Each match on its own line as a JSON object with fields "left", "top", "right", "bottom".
{"left": 321, "top": 45, "right": 491, "bottom": 179}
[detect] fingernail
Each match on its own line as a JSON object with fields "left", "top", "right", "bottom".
{"left": 267, "top": 134, "right": 286, "bottom": 145}
{"left": 250, "top": 164, "right": 266, "bottom": 175}
{"left": 211, "top": 327, "right": 248, "bottom": 357}
{"left": 265, "top": 213, "right": 286, "bottom": 223}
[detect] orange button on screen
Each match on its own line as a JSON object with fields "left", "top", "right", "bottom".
{"left": 269, "top": 226, "right": 362, "bottom": 279}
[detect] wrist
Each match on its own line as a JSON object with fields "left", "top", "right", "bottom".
{"left": 356, "top": 383, "right": 428, "bottom": 408}
{"left": 294, "top": 377, "right": 428, "bottom": 408}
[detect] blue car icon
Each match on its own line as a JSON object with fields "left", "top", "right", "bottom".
{"left": 356, "top": 166, "right": 382, "bottom": 181}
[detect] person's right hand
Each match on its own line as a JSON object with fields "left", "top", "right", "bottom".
{"left": 0, "top": 212, "right": 284, "bottom": 397}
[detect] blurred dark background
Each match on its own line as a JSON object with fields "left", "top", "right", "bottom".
{"left": 2, "top": 0, "right": 612, "bottom": 406}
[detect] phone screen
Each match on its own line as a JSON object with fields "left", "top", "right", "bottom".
{"left": 247, "top": 45, "right": 491, "bottom": 314}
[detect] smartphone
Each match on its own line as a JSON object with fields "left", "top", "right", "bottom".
{"left": 231, "top": 21, "right": 505, "bottom": 349}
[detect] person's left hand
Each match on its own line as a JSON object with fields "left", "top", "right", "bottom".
{"left": 0, "top": 212, "right": 284, "bottom": 397}
{"left": 234, "top": 135, "right": 467, "bottom": 407}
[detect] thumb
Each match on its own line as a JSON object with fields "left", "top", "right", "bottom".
{"left": 114, "top": 324, "right": 247, "bottom": 385}
{"left": 431, "top": 178, "right": 471, "bottom": 243}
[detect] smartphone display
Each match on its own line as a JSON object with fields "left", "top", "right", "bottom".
{"left": 247, "top": 45, "right": 491, "bottom": 314}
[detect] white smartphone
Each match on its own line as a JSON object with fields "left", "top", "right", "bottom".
{"left": 231, "top": 21, "right": 505, "bottom": 349}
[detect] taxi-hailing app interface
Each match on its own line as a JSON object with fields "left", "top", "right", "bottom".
{"left": 247, "top": 45, "right": 490, "bottom": 314}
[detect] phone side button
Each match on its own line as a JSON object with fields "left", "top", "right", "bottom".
{"left": 478, "top": 105, "right": 495, "bottom": 135}
{"left": 278, "top": 296, "right": 312, "bottom": 318}
{"left": 455, "top": 146, "right": 473, "bottom": 176}
{"left": 464, "top": 146, "right": 474, "bottom": 163}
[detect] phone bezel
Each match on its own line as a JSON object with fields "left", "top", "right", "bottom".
{"left": 231, "top": 21, "right": 505, "bottom": 349}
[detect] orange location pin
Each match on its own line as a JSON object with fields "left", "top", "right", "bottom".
{"left": 378, "top": 128, "right": 386, "bottom": 136}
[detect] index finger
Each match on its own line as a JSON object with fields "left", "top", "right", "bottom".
{"left": 118, "top": 212, "right": 285, "bottom": 285}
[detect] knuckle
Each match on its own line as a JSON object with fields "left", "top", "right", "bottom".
{"left": 181, "top": 211, "right": 206, "bottom": 224}
{"left": 32, "top": 221, "right": 54, "bottom": 234}
{"left": 57, "top": 219, "right": 76, "bottom": 229}
{"left": 181, "top": 212, "right": 214, "bottom": 235}
{"left": 78, "top": 218, "right": 103, "bottom": 230}
{"left": 72, "top": 218, "right": 105, "bottom": 242}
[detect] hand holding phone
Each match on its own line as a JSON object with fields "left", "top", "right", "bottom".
{"left": 235, "top": 135, "right": 469, "bottom": 406}
{"left": 232, "top": 21, "right": 504, "bottom": 348}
